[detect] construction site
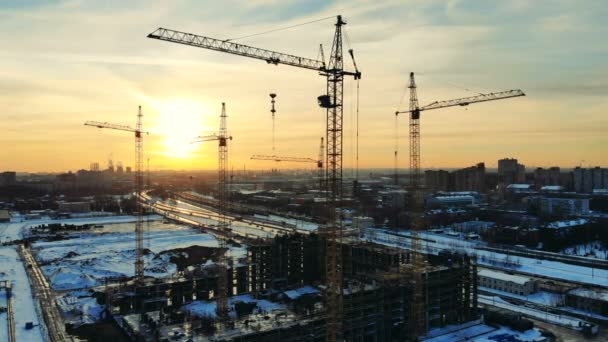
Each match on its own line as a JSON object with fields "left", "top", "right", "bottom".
{"left": 8, "top": 6, "right": 607, "bottom": 342}
{"left": 78, "top": 14, "right": 514, "bottom": 342}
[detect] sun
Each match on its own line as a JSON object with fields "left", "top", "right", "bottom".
{"left": 148, "top": 98, "right": 214, "bottom": 158}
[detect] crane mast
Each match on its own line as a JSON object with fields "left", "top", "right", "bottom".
{"left": 318, "top": 137, "right": 325, "bottom": 191}
{"left": 134, "top": 106, "right": 144, "bottom": 282}
{"left": 217, "top": 102, "right": 230, "bottom": 320}
{"left": 408, "top": 73, "right": 421, "bottom": 189}
{"left": 84, "top": 106, "right": 147, "bottom": 283}
{"left": 149, "top": 16, "right": 360, "bottom": 341}
{"left": 192, "top": 103, "right": 232, "bottom": 320}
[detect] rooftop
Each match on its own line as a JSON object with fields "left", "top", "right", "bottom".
{"left": 568, "top": 287, "right": 608, "bottom": 302}
{"left": 546, "top": 219, "right": 589, "bottom": 229}
{"left": 478, "top": 268, "right": 533, "bottom": 285}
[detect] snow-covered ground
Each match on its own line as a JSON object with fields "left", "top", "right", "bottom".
{"left": 368, "top": 229, "right": 608, "bottom": 287}
{"left": 32, "top": 229, "right": 220, "bottom": 290}
{"left": 562, "top": 241, "right": 607, "bottom": 260}
{"left": 0, "top": 214, "right": 162, "bottom": 243}
{"left": 479, "top": 287, "right": 564, "bottom": 307}
{"left": 183, "top": 294, "right": 285, "bottom": 319}
{"left": 56, "top": 290, "right": 105, "bottom": 326}
{"left": 425, "top": 322, "right": 544, "bottom": 342}
{"left": 479, "top": 294, "right": 587, "bottom": 330}
{"left": 0, "top": 288, "right": 7, "bottom": 342}
{"left": 0, "top": 246, "right": 45, "bottom": 341}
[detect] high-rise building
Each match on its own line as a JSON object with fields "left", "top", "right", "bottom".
{"left": 498, "top": 158, "right": 525, "bottom": 185}
{"left": 453, "top": 162, "right": 486, "bottom": 192}
{"left": 425, "top": 169, "right": 450, "bottom": 191}
{"left": 573, "top": 166, "right": 607, "bottom": 193}
{"left": 0, "top": 171, "right": 17, "bottom": 186}
{"left": 425, "top": 163, "right": 486, "bottom": 192}
{"left": 534, "top": 167, "right": 561, "bottom": 188}
{"left": 592, "top": 167, "right": 603, "bottom": 189}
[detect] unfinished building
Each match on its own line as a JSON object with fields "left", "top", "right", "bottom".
{"left": 108, "top": 232, "right": 478, "bottom": 341}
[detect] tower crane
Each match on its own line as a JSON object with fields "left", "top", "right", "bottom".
{"left": 85, "top": 106, "right": 148, "bottom": 283}
{"left": 395, "top": 73, "right": 525, "bottom": 335}
{"left": 396, "top": 72, "right": 525, "bottom": 189}
{"left": 148, "top": 16, "right": 360, "bottom": 340}
{"left": 192, "top": 103, "right": 232, "bottom": 321}
{"left": 251, "top": 137, "right": 325, "bottom": 190}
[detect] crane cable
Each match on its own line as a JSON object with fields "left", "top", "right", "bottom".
{"left": 356, "top": 78, "right": 360, "bottom": 181}
{"left": 226, "top": 15, "right": 336, "bottom": 42}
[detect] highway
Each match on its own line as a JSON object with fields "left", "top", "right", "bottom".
{"left": 141, "top": 192, "right": 317, "bottom": 240}
{"left": 19, "top": 245, "right": 72, "bottom": 342}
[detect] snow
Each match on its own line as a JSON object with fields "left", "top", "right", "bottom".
{"left": 254, "top": 214, "right": 318, "bottom": 232}
{"left": 56, "top": 291, "right": 105, "bottom": 326}
{"left": 478, "top": 269, "right": 532, "bottom": 285}
{"left": 0, "top": 247, "right": 45, "bottom": 342}
{"left": 560, "top": 306, "right": 608, "bottom": 321}
{"left": 479, "top": 287, "right": 563, "bottom": 307}
{"left": 545, "top": 219, "right": 589, "bottom": 229}
{"left": 424, "top": 323, "right": 495, "bottom": 342}
{"left": 425, "top": 323, "right": 544, "bottom": 342}
{"left": 479, "top": 294, "right": 588, "bottom": 330}
{"left": 0, "top": 214, "right": 161, "bottom": 243}
{"left": 562, "top": 241, "right": 607, "bottom": 260}
{"left": 568, "top": 287, "right": 608, "bottom": 301}
{"left": 506, "top": 184, "right": 532, "bottom": 190}
{"left": 0, "top": 288, "right": 7, "bottom": 342}
{"left": 367, "top": 228, "right": 608, "bottom": 287}
{"left": 183, "top": 294, "right": 285, "bottom": 319}
{"left": 472, "top": 326, "right": 543, "bottom": 342}
{"left": 284, "top": 286, "right": 320, "bottom": 300}
{"left": 32, "top": 230, "right": 219, "bottom": 290}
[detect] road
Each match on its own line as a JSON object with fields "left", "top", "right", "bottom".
{"left": 19, "top": 244, "right": 72, "bottom": 342}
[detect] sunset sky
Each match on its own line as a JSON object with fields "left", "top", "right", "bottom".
{"left": 1, "top": 0, "right": 606, "bottom": 172}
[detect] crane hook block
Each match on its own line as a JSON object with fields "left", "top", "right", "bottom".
{"left": 318, "top": 95, "right": 335, "bottom": 108}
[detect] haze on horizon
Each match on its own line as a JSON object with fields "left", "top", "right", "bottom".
{"left": 1, "top": 0, "right": 606, "bottom": 173}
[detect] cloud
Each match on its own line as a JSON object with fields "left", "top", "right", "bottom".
{"left": 0, "top": 0, "right": 607, "bottom": 171}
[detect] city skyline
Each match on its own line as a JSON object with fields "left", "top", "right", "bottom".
{"left": 1, "top": 0, "right": 607, "bottom": 172}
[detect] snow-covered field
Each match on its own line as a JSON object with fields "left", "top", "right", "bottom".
{"left": 0, "top": 246, "right": 45, "bottom": 342}
{"left": 32, "top": 229, "right": 220, "bottom": 290}
{"left": 0, "top": 214, "right": 162, "bottom": 243}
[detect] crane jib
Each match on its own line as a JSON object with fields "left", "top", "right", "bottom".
{"left": 147, "top": 28, "right": 326, "bottom": 72}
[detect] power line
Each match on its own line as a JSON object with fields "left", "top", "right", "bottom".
{"left": 226, "top": 15, "right": 335, "bottom": 42}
